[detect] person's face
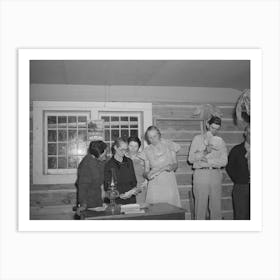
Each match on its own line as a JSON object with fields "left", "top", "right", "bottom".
{"left": 115, "top": 142, "right": 128, "bottom": 158}
{"left": 128, "top": 141, "right": 140, "bottom": 155}
{"left": 245, "top": 126, "right": 250, "bottom": 144}
{"left": 147, "top": 130, "right": 160, "bottom": 145}
{"left": 208, "top": 123, "right": 221, "bottom": 136}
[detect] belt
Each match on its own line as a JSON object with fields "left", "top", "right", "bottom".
{"left": 197, "top": 167, "right": 221, "bottom": 170}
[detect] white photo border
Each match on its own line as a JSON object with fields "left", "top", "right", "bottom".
{"left": 18, "top": 48, "right": 262, "bottom": 232}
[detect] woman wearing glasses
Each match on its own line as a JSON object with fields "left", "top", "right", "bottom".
{"left": 104, "top": 137, "right": 138, "bottom": 205}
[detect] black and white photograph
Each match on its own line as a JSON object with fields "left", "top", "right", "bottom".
{"left": 1, "top": 1, "right": 280, "bottom": 280}
{"left": 18, "top": 49, "right": 261, "bottom": 230}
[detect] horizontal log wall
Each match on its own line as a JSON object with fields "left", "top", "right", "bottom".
{"left": 30, "top": 102, "right": 242, "bottom": 220}
{"left": 153, "top": 102, "right": 245, "bottom": 219}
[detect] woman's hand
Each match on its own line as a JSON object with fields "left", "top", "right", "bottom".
{"left": 76, "top": 206, "right": 86, "bottom": 216}
{"left": 164, "top": 163, "right": 178, "bottom": 172}
{"left": 120, "top": 188, "right": 137, "bottom": 199}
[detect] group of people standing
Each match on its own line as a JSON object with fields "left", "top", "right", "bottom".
{"left": 75, "top": 117, "right": 250, "bottom": 220}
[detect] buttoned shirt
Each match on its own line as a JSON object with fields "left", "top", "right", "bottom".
{"left": 188, "top": 133, "right": 228, "bottom": 169}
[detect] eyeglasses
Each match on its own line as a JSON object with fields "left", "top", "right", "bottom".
{"left": 118, "top": 147, "right": 128, "bottom": 152}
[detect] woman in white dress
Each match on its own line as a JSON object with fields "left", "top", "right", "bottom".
{"left": 138, "top": 126, "right": 182, "bottom": 207}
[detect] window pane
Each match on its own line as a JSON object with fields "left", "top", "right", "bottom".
{"left": 48, "top": 116, "right": 57, "bottom": 128}
{"left": 68, "top": 156, "right": 78, "bottom": 168}
{"left": 121, "top": 122, "right": 129, "bottom": 128}
{"left": 48, "top": 157, "right": 57, "bottom": 169}
{"left": 68, "top": 142, "right": 77, "bottom": 156}
{"left": 121, "top": 130, "right": 129, "bottom": 139}
{"left": 68, "top": 130, "right": 77, "bottom": 141}
{"left": 77, "top": 142, "right": 87, "bottom": 155}
{"left": 111, "top": 116, "right": 119, "bottom": 122}
{"left": 120, "top": 116, "right": 128, "bottom": 121}
{"left": 58, "top": 116, "right": 67, "bottom": 128}
{"left": 78, "top": 116, "right": 87, "bottom": 122}
{"left": 111, "top": 130, "right": 119, "bottom": 139}
{"left": 48, "top": 143, "right": 57, "bottom": 155}
{"left": 130, "top": 130, "right": 138, "bottom": 137}
{"left": 78, "top": 116, "right": 87, "bottom": 128}
{"left": 101, "top": 116, "right": 110, "bottom": 122}
{"left": 68, "top": 116, "right": 77, "bottom": 127}
{"left": 78, "top": 130, "right": 87, "bottom": 142}
{"left": 58, "top": 157, "right": 67, "bottom": 168}
{"left": 130, "top": 117, "right": 138, "bottom": 122}
{"left": 58, "top": 143, "right": 67, "bottom": 155}
{"left": 48, "top": 130, "right": 57, "bottom": 142}
{"left": 105, "top": 130, "right": 110, "bottom": 141}
{"left": 58, "top": 130, "right": 67, "bottom": 142}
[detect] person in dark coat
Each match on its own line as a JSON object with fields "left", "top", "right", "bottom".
{"left": 76, "top": 141, "right": 107, "bottom": 215}
{"left": 226, "top": 125, "right": 250, "bottom": 220}
{"left": 104, "top": 138, "right": 137, "bottom": 205}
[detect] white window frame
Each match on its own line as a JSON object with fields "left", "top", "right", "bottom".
{"left": 99, "top": 111, "right": 143, "bottom": 154}
{"left": 44, "top": 111, "right": 91, "bottom": 175}
{"left": 33, "top": 101, "right": 152, "bottom": 184}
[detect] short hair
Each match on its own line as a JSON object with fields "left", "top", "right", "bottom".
{"left": 144, "top": 125, "right": 161, "bottom": 144}
{"left": 128, "top": 136, "right": 141, "bottom": 149}
{"left": 208, "top": 115, "right": 222, "bottom": 126}
{"left": 111, "top": 137, "right": 127, "bottom": 155}
{"left": 88, "top": 141, "right": 107, "bottom": 158}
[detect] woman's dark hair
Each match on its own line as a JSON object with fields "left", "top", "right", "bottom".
{"left": 88, "top": 141, "right": 107, "bottom": 158}
{"left": 144, "top": 125, "right": 161, "bottom": 144}
{"left": 127, "top": 136, "right": 141, "bottom": 149}
{"left": 207, "top": 115, "right": 222, "bottom": 126}
{"left": 111, "top": 137, "right": 127, "bottom": 155}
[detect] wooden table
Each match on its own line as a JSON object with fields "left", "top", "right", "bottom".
{"left": 80, "top": 203, "right": 186, "bottom": 220}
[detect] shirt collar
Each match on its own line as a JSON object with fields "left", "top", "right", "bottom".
{"left": 112, "top": 155, "right": 128, "bottom": 166}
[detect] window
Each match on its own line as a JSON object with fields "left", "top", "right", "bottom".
{"left": 99, "top": 112, "right": 142, "bottom": 154}
{"left": 32, "top": 101, "right": 152, "bottom": 184}
{"left": 45, "top": 112, "right": 90, "bottom": 174}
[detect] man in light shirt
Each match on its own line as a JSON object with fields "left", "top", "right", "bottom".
{"left": 188, "top": 116, "right": 228, "bottom": 220}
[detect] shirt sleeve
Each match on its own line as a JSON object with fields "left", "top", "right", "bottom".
{"left": 188, "top": 135, "right": 202, "bottom": 163}
{"left": 166, "top": 139, "right": 181, "bottom": 153}
{"left": 207, "top": 139, "right": 228, "bottom": 167}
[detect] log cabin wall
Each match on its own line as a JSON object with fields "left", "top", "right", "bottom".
{"left": 152, "top": 102, "right": 244, "bottom": 220}
{"left": 30, "top": 101, "right": 244, "bottom": 220}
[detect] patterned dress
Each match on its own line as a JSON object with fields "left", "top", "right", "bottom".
{"left": 139, "top": 139, "right": 181, "bottom": 207}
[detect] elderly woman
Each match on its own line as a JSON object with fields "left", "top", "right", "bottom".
{"left": 104, "top": 137, "right": 137, "bottom": 205}
{"left": 75, "top": 141, "right": 107, "bottom": 215}
{"left": 139, "top": 126, "right": 181, "bottom": 207}
{"left": 126, "top": 136, "right": 147, "bottom": 203}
